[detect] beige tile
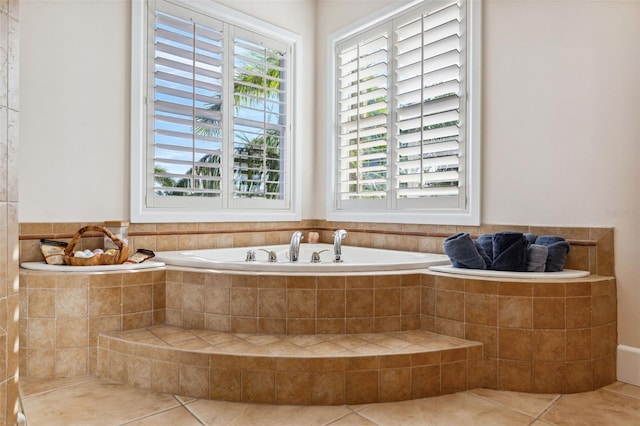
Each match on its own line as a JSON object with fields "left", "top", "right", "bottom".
{"left": 55, "top": 288, "right": 88, "bottom": 317}
{"left": 605, "top": 381, "right": 640, "bottom": 400}
{"left": 21, "top": 379, "right": 180, "bottom": 426}
{"left": 357, "top": 392, "right": 535, "bottom": 425}
{"left": 125, "top": 405, "right": 202, "bottom": 425}
{"left": 28, "top": 289, "right": 55, "bottom": 318}
{"left": 541, "top": 388, "right": 640, "bottom": 425}
{"left": 55, "top": 348, "right": 88, "bottom": 377}
{"left": 19, "top": 376, "right": 98, "bottom": 397}
{"left": 188, "top": 399, "right": 352, "bottom": 425}
{"left": 469, "top": 387, "right": 558, "bottom": 418}
{"left": 328, "top": 413, "right": 379, "bottom": 425}
{"left": 123, "top": 284, "right": 153, "bottom": 314}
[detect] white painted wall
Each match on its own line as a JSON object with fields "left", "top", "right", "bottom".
{"left": 19, "top": 0, "right": 640, "bottom": 379}
{"left": 20, "top": 0, "right": 131, "bottom": 221}
{"left": 19, "top": 0, "right": 317, "bottom": 221}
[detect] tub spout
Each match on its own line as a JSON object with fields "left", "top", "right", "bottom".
{"left": 289, "top": 231, "right": 304, "bottom": 262}
{"left": 333, "top": 229, "right": 348, "bottom": 263}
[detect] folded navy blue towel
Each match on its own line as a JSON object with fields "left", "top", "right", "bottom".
{"left": 527, "top": 244, "right": 548, "bottom": 272}
{"left": 535, "top": 236, "right": 570, "bottom": 272}
{"left": 492, "top": 232, "right": 529, "bottom": 272}
{"left": 474, "top": 240, "right": 492, "bottom": 269}
{"left": 476, "top": 234, "right": 494, "bottom": 262}
{"left": 443, "top": 233, "right": 487, "bottom": 269}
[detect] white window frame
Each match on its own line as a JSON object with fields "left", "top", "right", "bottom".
{"left": 131, "top": 0, "right": 302, "bottom": 222}
{"left": 326, "top": 0, "right": 481, "bottom": 225}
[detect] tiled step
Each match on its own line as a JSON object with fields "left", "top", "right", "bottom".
{"left": 98, "top": 325, "right": 483, "bottom": 405}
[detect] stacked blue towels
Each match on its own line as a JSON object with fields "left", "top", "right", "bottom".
{"left": 534, "top": 235, "right": 570, "bottom": 272}
{"left": 491, "top": 232, "right": 528, "bottom": 271}
{"left": 527, "top": 244, "right": 548, "bottom": 272}
{"left": 476, "top": 234, "right": 493, "bottom": 264}
{"left": 443, "top": 233, "right": 488, "bottom": 269}
{"left": 443, "top": 231, "right": 570, "bottom": 273}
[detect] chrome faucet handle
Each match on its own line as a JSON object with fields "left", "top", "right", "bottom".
{"left": 245, "top": 250, "right": 256, "bottom": 262}
{"left": 259, "top": 249, "right": 278, "bottom": 263}
{"left": 310, "top": 249, "right": 330, "bottom": 263}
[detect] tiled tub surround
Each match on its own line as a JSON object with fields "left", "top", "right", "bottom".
{"left": 18, "top": 223, "right": 616, "bottom": 404}
{"left": 19, "top": 269, "right": 167, "bottom": 378}
{"left": 19, "top": 266, "right": 616, "bottom": 403}
{"left": 423, "top": 272, "right": 617, "bottom": 394}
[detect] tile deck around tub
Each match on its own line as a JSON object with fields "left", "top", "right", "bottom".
{"left": 102, "top": 325, "right": 477, "bottom": 357}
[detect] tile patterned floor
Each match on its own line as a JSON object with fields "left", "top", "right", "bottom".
{"left": 20, "top": 377, "right": 640, "bottom": 425}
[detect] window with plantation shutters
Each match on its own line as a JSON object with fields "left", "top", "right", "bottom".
{"left": 331, "top": 0, "right": 480, "bottom": 224}
{"left": 133, "top": 0, "right": 297, "bottom": 220}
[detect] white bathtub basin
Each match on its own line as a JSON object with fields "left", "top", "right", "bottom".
{"left": 154, "top": 244, "right": 450, "bottom": 273}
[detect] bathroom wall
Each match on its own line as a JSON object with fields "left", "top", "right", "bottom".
{"left": 18, "top": 0, "right": 640, "bottom": 384}
{"left": 314, "top": 0, "right": 640, "bottom": 381}
{"left": 1, "top": 0, "right": 21, "bottom": 423}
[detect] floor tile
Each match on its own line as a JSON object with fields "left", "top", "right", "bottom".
{"left": 186, "top": 399, "right": 353, "bottom": 425}
{"left": 540, "top": 388, "right": 640, "bottom": 426}
{"left": 327, "top": 413, "right": 378, "bottom": 425}
{"left": 22, "top": 379, "right": 180, "bottom": 426}
{"left": 20, "top": 376, "right": 98, "bottom": 397}
{"left": 19, "top": 377, "right": 640, "bottom": 426}
{"left": 469, "top": 387, "right": 559, "bottom": 418}
{"left": 124, "top": 406, "right": 203, "bottom": 425}
{"left": 356, "top": 392, "right": 535, "bottom": 426}
{"left": 604, "top": 381, "right": 640, "bottom": 400}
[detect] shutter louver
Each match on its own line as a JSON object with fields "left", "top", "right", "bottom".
{"left": 394, "top": 1, "right": 461, "bottom": 200}
{"left": 337, "top": 33, "right": 389, "bottom": 201}
{"left": 152, "top": 10, "right": 224, "bottom": 197}
{"left": 233, "top": 32, "right": 287, "bottom": 199}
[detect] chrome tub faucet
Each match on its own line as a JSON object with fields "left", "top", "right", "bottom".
{"left": 289, "top": 231, "right": 303, "bottom": 262}
{"left": 333, "top": 229, "right": 348, "bottom": 262}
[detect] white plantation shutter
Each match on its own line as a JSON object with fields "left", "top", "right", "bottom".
{"left": 151, "top": 4, "right": 224, "bottom": 199}
{"left": 336, "top": 0, "right": 468, "bottom": 211}
{"left": 232, "top": 29, "right": 288, "bottom": 200}
{"left": 146, "top": 0, "right": 292, "bottom": 211}
{"left": 394, "top": 2, "right": 462, "bottom": 203}
{"left": 338, "top": 30, "right": 390, "bottom": 202}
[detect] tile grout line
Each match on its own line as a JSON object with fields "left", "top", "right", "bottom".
{"left": 20, "top": 376, "right": 101, "bottom": 399}
{"left": 464, "top": 390, "right": 558, "bottom": 422}
{"left": 602, "top": 385, "right": 640, "bottom": 400}
{"left": 533, "top": 393, "right": 563, "bottom": 424}
{"left": 175, "top": 395, "right": 208, "bottom": 426}
{"left": 117, "top": 402, "right": 195, "bottom": 426}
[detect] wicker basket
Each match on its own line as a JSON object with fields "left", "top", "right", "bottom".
{"left": 63, "top": 225, "right": 130, "bottom": 266}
